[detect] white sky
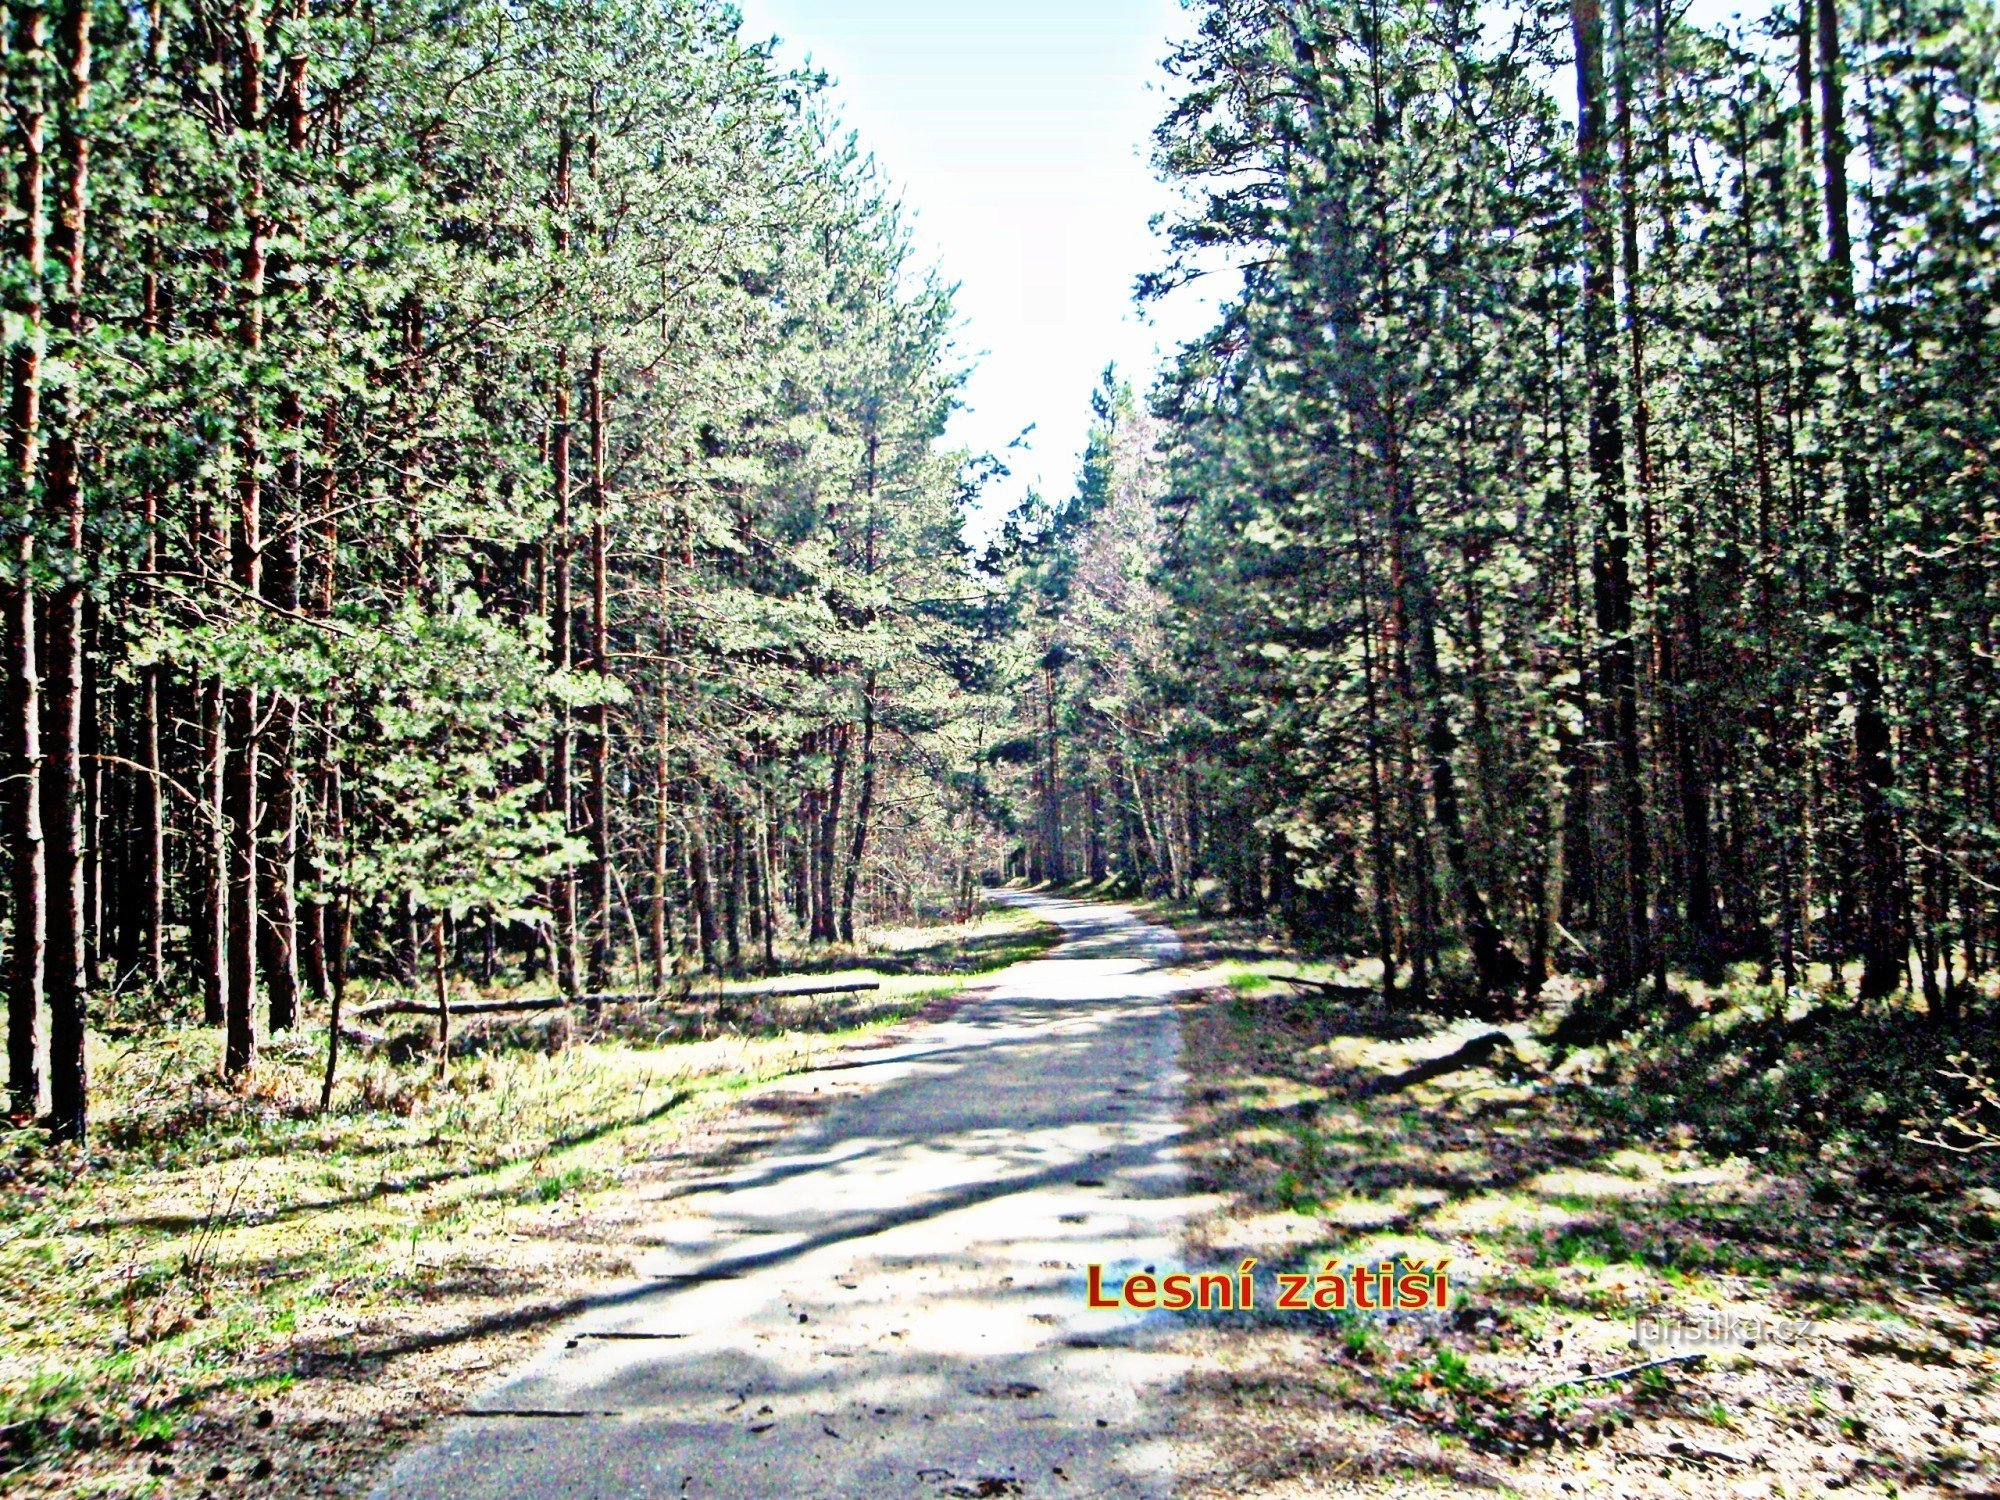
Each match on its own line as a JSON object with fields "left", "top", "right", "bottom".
{"left": 731, "top": 0, "right": 1224, "bottom": 537}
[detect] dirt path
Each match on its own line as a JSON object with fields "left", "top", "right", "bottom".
{"left": 368, "top": 893, "right": 1203, "bottom": 1500}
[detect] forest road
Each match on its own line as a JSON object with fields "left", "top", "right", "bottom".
{"left": 369, "top": 891, "right": 1205, "bottom": 1500}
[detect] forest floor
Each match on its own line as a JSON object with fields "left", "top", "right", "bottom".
{"left": 0, "top": 905, "right": 1058, "bottom": 1499}
{"left": 1129, "top": 893, "right": 2000, "bottom": 1499}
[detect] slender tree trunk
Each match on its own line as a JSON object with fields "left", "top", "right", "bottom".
{"left": 760, "top": 792, "right": 777, "bottom": 971}
{"left": 432, "top": 913, "right": 449, "bottom": 1075}
{"left": 688, "top": 805, "right": 718, "bottom": 972}
{"left": 649, "top": 549, "right": 675, "bottom": 990}
{"left": 137, "top": 662, "right": 164, "bottom": 989}
{"left": 586, "top": 344, "right": 611, "bottom": 987}
{"left": 223, "top": 0, "right": 268, "bottom": 1078}
{"left": 300, "top": 411, "right": 339, "bottom": 1005}
{"left": 1611, "top": 0, "right": 1673, "bottom": 997}
{"left": 745, "top": 788, "right": 765, "bottom": 951}
{"left": 651, "top": 734, "right": 672, "bottom": 989}
{"left": 1042, "top": 663, "right": 1064, "bottom": 884}
{"left": 1357, "top": 532, "right": 1398, "bottom": 999}
{"left": 199, "top": 676, "right": 226, "bottom": 1025}
{"left": 813, "top": 724, "right": 848, "bottom": 942}
{"left": 548, "top": 127, "right": 579, "bottom": 998}
{"left": 80, "top": 598, "right": 99, "bottom": 990}
{"left": 1376, "top": 420, "right": 1437, "bottom": 1002}
{"left": 724, "top": 809, "right": 743, "bottom": 970}
{"left": 259, "top": 412, "right": 300, "bottom": 1029}
{"left": 838, "top": 675, "right": 876, "bottom": 945}
{"left": 3, "top": 0, "right": 50, "bottom": 1119}
{"left": 135, "top": 97, "right": 165, "bottom": 991}
{"left": 259, "top": 6, "right": 309, "bottom": 1031}
{"left": 1816, "top": 0, "right": 1903, "bottom": 998}
{"left": 317, "top": 890, "right": 347, "bottom": 1115}
{"left": 39, "top": 0, "right": 92, "bottom": 1138}
{"left": 1086, "top": 782, "right": 1104, "bottom": 885}
{"left": 1549, "top": 308, "right": 1597, "bottom": 944}
{"left": 323, "top": 764, "right": 346, "bottom": 997}
{"left": 1572, "top": 0, "right": 1650, "bottom": 997}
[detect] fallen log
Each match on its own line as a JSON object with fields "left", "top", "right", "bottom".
{"left": 1359, "top": 1030, "right": 1513, "bottom": 1096}
{"left": 353, "top": 978, "right": 881, "bottom": 1021}
{"left": 1264, "top": 973, "right": 1377, "bottom": 1002}
{"left": 726, "top": 980, "right": 881, "bottom": 1000}
{"left": 352, "top": 992, "right": 654, "bottom": 1021}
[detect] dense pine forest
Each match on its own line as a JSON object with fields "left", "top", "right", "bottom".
{"left": 3, "top": 0, "right": 1999, "bottom": 1495}
{"left": 3, "top": 0, "right": 1996, "bottom": 1140}
{"left": 995, "top": 0, "right": 2000, "bottom": 1040}
{"left": 4, "top": 0, "right": 1998, "bottom": 1137}
{"left": 2, "top": 0, "right": 993, "bottom": 1142}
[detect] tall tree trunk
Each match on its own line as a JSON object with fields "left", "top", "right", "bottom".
{"left": 259, "top": 4, "right": 309, "bottom": 1031}
{"left": 838, "top": 674, "right": 876, "bottom": 945}
{"left": 40, "top": 0, "right": 92, "bottom": 1138}
{"left": 1357, "top": 535, "right": 1398, "bottom": 999}
{"left": 687, "top": 805, "right": 718, "bottom": 972}
{"left": 1379, "top": 431, "right": 1435, "bottom": 1000}
{"left": 586, "top": 344, "right": 611, "bottom": 988}
{"left": 136, "top": 652, "right": 164, "bottom": 990}
{"left": 258, "top": 404, "right": 300, "bottom": 1030}
{"left": 747, "top": 778, "right": 770, "bottom": 971}
{"left": 760, "top": 791, "right": 778, "bottom": 971}
{"left": 1550, "top": 308, "right": 1596, "bottom": 944}
{"left": 3, "top": 0, "right": 50, "bottom": 1119}
{"left": 1572, "top": 0, "right": 1650, "bottom": 996}
{"left": 299, "top": 408, "right": 339, "bottom": 1005}
{"left": 223, "top": 0, "right": 268, "bottom": 1078}
{"left": 1042, "top": 662, "right": 1064, "bottom": 884}
{"left": 431, "top": 913, "right": 449, "bottom": 1075}
{"left": 317, "top": 887, "right": 347, "bottom": 1115}
{"left": 135, "top": 130, "right": 165, "bottom": 991}
{"left": 547, "top": 127, "right": 579, "bottom": 997}
{"left": 650, "top": 554, "right": 674, "bottom": 989}
{"left": 813, "top": 724, "right": 849, "bottom": 942}
{"left": 1816, "top": 0, "right": 1903, "bottom": 999}
{"left": 1611, "top": 0, "right": 1673, "bottom": 997}
{"left": 199, "top": 676, "right": 226, "bottom": 1025}
{"left": 724, "top": 809, "right": 743, "bottom": 970}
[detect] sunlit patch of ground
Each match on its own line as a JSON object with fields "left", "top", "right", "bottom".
{"left": 0, "top": 906, "right": 1058, "bottom": 1498}
{"left": 1168, "top": 967, "right": 2000, "bottom": 1500}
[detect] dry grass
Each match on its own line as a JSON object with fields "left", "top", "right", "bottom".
{"left": 1166, "top": 968, "right": 2000, "bottom": 1500}
{"left": 0, "top": 905, "right": 1056, "bottom": 1498}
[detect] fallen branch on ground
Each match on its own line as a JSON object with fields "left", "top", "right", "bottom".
{"left": 353, "top": 978, "right": 881, "bottom": 1021}
{"left": 1636, "top": 1438, "right": 1752, "bottom": 1467}
{"left": 352, "top": 992, "right": 655, "bottom": 1020}
{"left": 718, "top": 980, "right": 881, "bottom": 1000}
{"left": 1360, "top": 1030, "right": 1514, "bottom": 1096}
{"left": 1540, "top": 1352, "right": 1708, "bottom": 1392}
{"left": 1263, "top": 973, "right": 1377, "bottom": 1001}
